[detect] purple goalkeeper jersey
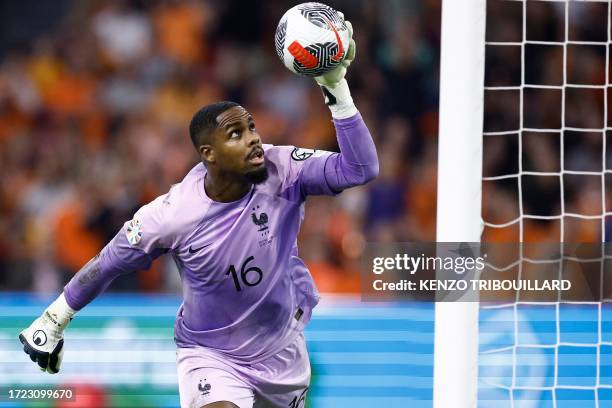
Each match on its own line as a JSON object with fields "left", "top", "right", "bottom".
{"left": 64, "top": 113, "right": 378, "bottom": 363}
{"left": 139, "top": 144, "right": 333, "bottom": 362}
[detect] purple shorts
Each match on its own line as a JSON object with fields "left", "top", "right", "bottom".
{"left": 176, "top": 333, "right": 310, "bottom": 408}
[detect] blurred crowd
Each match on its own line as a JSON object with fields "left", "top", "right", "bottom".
{"left": 483, "top": 0, "right": 612, "bottom": 245}
{"left": 4, "top": 0, "right": 608, "bottom": 295}
{"left": 0, "top": 0, "right": 441, "bottom": 293}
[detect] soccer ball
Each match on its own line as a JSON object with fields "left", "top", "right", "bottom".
{"left": 275, "top": 2, "right": 350, "bottom": 77}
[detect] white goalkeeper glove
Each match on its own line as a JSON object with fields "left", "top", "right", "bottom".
{"left": 19, "top": 293, "right": 76, "bottom": 374}
{"left": 315, "top": 19, "right": 357, "bottom": 119}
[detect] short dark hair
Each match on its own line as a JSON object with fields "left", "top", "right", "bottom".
{"left": 189, "top": 101, "right": 240, "bottom": 149}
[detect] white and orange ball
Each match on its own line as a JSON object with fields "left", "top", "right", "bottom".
{"left": 275, "top": 2, "right": 350, "bottom": 77}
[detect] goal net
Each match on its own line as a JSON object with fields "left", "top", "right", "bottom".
{"left": 435, "top": 1, "right": 612, "bottom": 407}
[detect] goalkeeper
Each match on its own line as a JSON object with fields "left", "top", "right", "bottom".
{"left": 20, "top": 21, "right": 377, "bottom": 408}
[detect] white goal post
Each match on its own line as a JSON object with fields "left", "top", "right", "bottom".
{"left": 434, "top": 0, "right": 486, "bottom": 407}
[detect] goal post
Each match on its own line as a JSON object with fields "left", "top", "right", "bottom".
{"left": 434, "top": 0, "right": 486, "bottom": 407}
{"left": 435, "top": 0, "right": 612, "bottom": 406}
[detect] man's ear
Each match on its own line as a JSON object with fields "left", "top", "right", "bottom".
{"left": 200, "top": 144, "right": 215, "bottom": 165}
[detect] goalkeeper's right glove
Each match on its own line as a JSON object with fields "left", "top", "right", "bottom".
{"left": 315, "top": 19, "right": 357, "bottom": 119}
{"left": 19, "top": 293, "right": 76, "bottom": 374}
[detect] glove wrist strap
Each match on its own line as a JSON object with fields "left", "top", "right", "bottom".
{"left": 320, "top": 79, "right": 358, "bottom": 119}
{"left": 43, "top": 293, "right": 76, "bottom": 331}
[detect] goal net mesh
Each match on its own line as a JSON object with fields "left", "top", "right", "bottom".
{"left": 479, "top": 0, "right": 612, "bottom": 406}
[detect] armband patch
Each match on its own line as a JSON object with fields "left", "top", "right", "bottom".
{"left": 125, "top": 219, "right": 143, "bottom": 245}
{"left": 291, "top": 147, "right": 317, "bottom": 161}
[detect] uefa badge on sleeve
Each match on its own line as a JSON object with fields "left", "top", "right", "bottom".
{"left": 125, "top": 219, "right": 143, "bottom": 246}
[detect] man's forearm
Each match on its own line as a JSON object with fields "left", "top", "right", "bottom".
{"left": 64, "top": 232, "right": 156, "bottom": 310}
{"left": 63, "top": 253, "right": 119, "bottom": 311}
{"left": 311, "top": 20, "right": 377, "bottom": 190}
{"left": 324, "top": 111, "right": 379, "bottom": 191}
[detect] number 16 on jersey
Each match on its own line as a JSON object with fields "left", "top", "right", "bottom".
{"left": 226, "top": 256, "right": 263, "bottom": 292}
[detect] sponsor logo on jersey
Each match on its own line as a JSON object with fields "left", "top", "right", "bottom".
{"left": 125, "top": 219, "right": 143, "bottom": 246}
{"left": 188, "top": 243, "right": 211, "bottom": 254}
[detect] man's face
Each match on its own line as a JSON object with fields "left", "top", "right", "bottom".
{"left": 201, "top": 106, "right": 268, "bottom": 183}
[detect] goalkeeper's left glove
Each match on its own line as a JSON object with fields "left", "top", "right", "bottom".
{"left": 315, "top": 19, "right": 357, "bottom": 119}
{"left": 19, "top": 293, "right": 76, "bottom": 374}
